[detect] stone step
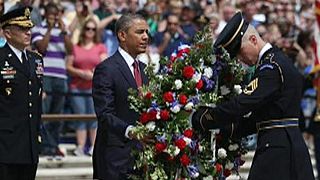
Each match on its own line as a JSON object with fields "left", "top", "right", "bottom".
{"left": 36, "top": 145, "right": 318, "bottom": 179}
{"left": 36, "top": 167, "right": 92, "bottom": 180}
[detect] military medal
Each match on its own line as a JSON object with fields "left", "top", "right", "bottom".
{"left": 1, "top": 61, "right": 16, "bottom": 80}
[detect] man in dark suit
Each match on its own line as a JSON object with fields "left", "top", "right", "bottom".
{"left": 0, "top": 6, "right": 43, "bottom": 180}
{"left": 92, "top": 13, "right": 149, "bottom": 180}
{"left": 191, "top": 12, "right": 315, "bottom": 180}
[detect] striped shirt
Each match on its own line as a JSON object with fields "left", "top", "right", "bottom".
{"left": 31, "top": 21, "right": 67, "bottom": 79}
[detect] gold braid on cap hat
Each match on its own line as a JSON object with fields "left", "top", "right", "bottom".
{"left": 222, "top": 18, "right": 244, "bottom": 48}
{"left": 1, "top": 8, "right": 33, "bottom": 27}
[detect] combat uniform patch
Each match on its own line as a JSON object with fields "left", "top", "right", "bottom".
{"left": 244, "top": 78, "right": 258, "bottom": 95}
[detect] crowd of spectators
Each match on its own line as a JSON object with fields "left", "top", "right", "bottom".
{"left": 2, "top": 0, "right": 318, "bottom": 160}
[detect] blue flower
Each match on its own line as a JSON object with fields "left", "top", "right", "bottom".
{"left": 187, "top": 165, "right": 200, "bottom": 178}
{"left": 202, "top": 77, "right": 215, "bottom": 91}
{"left": 151, "top": 101, "right": 159, "bottom": 109}
{"left": 189, "top": 140, "right": 198, "bottom": 151}
{"left": 156, "top": 134, "right": 167, "bottom": 143}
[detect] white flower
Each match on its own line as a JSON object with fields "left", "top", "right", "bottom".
{"left": 157, "top": 75, "right": 163, "bottom": 80}
{"left": 225, "top": 161, "right": 234, "bottom": 169}
{"left": 217, "top": 148, "right": 227, "bottom": 159}
{"left": 234, "top": 85, "right": 242, "bottom": 94}
{"left": 146, "top": 121, "right": 156, "bottom": 132}
{"left": 170, "top": 105, "right": 180, "bottom": 113}
{"left": 198, "top": 144, "right": 203, "bottom": 152}
{"left": 220, "top": 85, "right": 230, "bottom": 96}
{"left": 203, "top": 67, "right": 213, "bottom": 78}
{"left": 184, "top": 102, "right": 194, "bottom": 111}
{"left": 174, "top": 146, "right": 180, "bottom": 156}
{"left": 174, "top": 79, "right": 183, "bottom": 90}
{"left": 183, "top": 137, "right": 192, "bottom": 145}
{"left": 211, "top": 55, "right": 217, "bottom": 64}
{"left": 192, "top": 72, "right": 202, "bottom": 82}
{"left": 228, "top": 143, "right": 239, "bottom": 151}
{"left": 156, "top": 111, "right": 161, "bottom": 120}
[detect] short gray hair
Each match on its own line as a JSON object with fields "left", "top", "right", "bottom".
{"left": 115, "top": 13, "right": 146, "bottom": 39}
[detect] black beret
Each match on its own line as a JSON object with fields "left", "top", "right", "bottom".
{"left": 0, "top": 6, "right": 34, "bottom": 28}
{"left": 214, "top": 12, "right": 248, "bottom": 58}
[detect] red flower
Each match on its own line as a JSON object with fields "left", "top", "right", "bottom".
{"left": 160, "top": 109, "right": 170, "bottom": 121}
{"left": 145, "top": 92, "right": 153, "bottom": 99}
{"left": 224, "top": 169, "right": 231, "bottom": 177}
{"left": 155, "top": 142, "right": 167, "bottom": 153}
{"left": 179, "top": 94, "right": 188, "bottom": 105}
{"left": 180, "top": 154, "right": 190, "bottom": 166}
{"left": 215, "top": 163, "right": 223, "bottom": 173}
{"left": 175, "top": 138, "right": 187, "bottom": 150}
{"left": 147, "top": 110, "right": 157, "bottom": 121}
{"left": 196, "top": 80, "right": 203, "bottom": 90}
{"left": 140, "top": 112, "right": 149, "bottom": 124}
{"left": 183, "top": 129, "right": 193, "bottom": 138}
{"left": 183, "top": 66, "right": 195, "bottom": 79}
{"left": 163, "top": 91, "right": 174, "bottom": 103}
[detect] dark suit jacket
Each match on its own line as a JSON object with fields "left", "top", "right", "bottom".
{"left": 0, "top": 43, "right": 43, "bottom": 164}
{"left": 92, "top": 51, "right": 148, "bottom": 179}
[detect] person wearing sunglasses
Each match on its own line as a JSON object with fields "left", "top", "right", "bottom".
{"left": 66, "top": 18, "right": 107, "bottom": 157}
{"left": 31, "top": 2, "right": 73, "bottom": 159}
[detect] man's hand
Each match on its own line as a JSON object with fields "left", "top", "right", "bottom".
{"left": 128, "top": 128, "right": 155, "bottom": 148}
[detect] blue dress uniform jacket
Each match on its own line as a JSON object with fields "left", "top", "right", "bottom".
{"left": 0, "top": 43, "right": 43, "bottom": 164}
{"left": 194, "top": 47, "right": 315, "bottom": 180}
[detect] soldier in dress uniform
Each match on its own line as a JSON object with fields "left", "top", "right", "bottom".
{"left": 191, "top": 12, "right": 315, "bottom": 180}
{"left": 0, "top": 6, "right": 43, "bottom": 180}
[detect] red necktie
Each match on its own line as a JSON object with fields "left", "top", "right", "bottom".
{"left": 133, "top": 60, "right": 142, "bottom": 87}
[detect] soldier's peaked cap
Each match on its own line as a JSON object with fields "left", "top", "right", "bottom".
{"left": 0, "top": 6, "right": 34, "bottom": 28}
{"left": 214, "top": 11, "right": 248, "bottom": 58}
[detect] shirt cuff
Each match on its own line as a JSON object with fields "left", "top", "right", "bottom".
{"left": 125, "top": 125, "right": 134, "bottom": 139}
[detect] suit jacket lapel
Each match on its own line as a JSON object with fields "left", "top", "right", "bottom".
{"left": 114, "top": 51, "right": 137, "bottom": 88}
{"left": 3, "top": 44, "right": 30, "bottom": 77}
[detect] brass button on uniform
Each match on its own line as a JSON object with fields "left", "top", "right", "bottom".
{"left": 29, "top": 103, "right": 32, "bottom": 107}
{"left": 28, "top": 81, "right": 31, "bottom": 85}
{"left": 29, "top": 114, "right": 32, "bottom": 118}
{"left": 265, "top": 143, "right": 269, "bottom": 147}
{"left": 29, "top": 92, "right": 32, "bottom": 96}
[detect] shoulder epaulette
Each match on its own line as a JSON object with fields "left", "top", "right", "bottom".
{"left": 34, "top": 51, "right": 43, "bottom": 58}
{"left": 28, "top": 50, "right": 43, "bottom": 58}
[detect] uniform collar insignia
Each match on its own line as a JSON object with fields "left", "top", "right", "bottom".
{"left": 25, "top": 8, "right": 31, "bottom": 18}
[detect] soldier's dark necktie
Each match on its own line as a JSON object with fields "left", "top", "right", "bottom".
{"left": 21, "top": 51, "right": 30, "bottom": 72}
{"left": 133, "top": 60, "right": 142, "bottom": 88}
